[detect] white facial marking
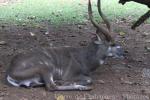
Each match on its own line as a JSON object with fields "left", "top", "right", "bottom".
{"left": 87, "top": 79, "right": 91, "bottom": 83}
{"left": 99, "top": 60, "right": 104, "bottom": 65}
{"left": 108, "top": 47, "right": 112, "bottom": 51}
{"left": 116, "top": 46, "right": 121, "bottom": 49}
{"left": 39, "top": 61, "right": 43, "bottom": 64}
{"left": 107, "top": 46, "right": 113, "bottom": 56}
{"left": 108, "top": 53, "right": 113, "bottom": 56}
{"left": 44, "top": 61, "right": 49, "bottom": 66}
{"left": 22, "top": 62, "right": 27, "bottom": 66}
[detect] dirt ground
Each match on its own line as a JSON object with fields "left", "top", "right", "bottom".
{"left": 0, "top": 19, "right": 149, "bottom": 100}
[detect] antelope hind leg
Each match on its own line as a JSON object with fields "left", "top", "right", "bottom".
{"left": 54, "top": 76, "right": 92, "bottom": 91}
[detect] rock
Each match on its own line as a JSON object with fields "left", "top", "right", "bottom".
{"left": 68, "top": 35, "right": 76, "bottom": 37}
{"left": 0, "top": 92, "right": 7, "bottom": 97}
{"left": 103, "top": 97, "right": 111, "bottom": 100}
{"left": 0, "top": 41, "right": 6, "bottom": 45}
{"left": 98, "top": 80, "right": 105, "bottom": 84}
{"left": 42, "top": 91, "right": 47, "bottom": 97}
{"left": 79, "top": 41, "right": 87, "bottom": 46}
{"left": 132, "top": 82, "right": 141, "bottom": 86}
{"left": 72, "top": 16, "right": 76, "bottom": 19}
{"left": 0, "top": 97, "right": 3, "bottom": 100}
{"left": 142, "top": 32, "right": 150, "bottom": 37}
{"left": 18, "top": 18, "right": 22, "bottom": 21}
{"left": 145, "top": 46, "right": 150, "bottom": 52}
{"left": 22, "top": 23, "right": 26, "bottom": 26}
{"left": 27, "top": 16, "right": 36, "bottom": 20}
{"left": 141, "top": 89, "right": 150, "bottom": 95}
{"left": 142, "top": 68, "right": 150, "bottom": 78}
{"left": 45, "top": 31, "right": 49, "bottom": 35}
{"left": 119, "top": 31, "right": 126, "bottom": 36}
{"left": 142, "top": 81, "right": 150, "bottom": 86}
{"left": 126, "top": 75, "right": 131, "bottom": 77}
{"left": 20, "top": 97, "right": 28, "bottom": 100}
{"left": 145, "top": 40, "right": 150, "bottom": 43}
{"left": 1, "top": 25, "right": 5, "bottom": 28}
{"left": 29, "top": 32, "right": 35, "bottom": 36}
{"left": 78, "top": 25, "right": 82, "bottom": 29}
{"left": 120, "top": 78, "right": 133, "bottom": 85}
{"left": 121, "top": 80, "right": 133, "bottom": 85}
{"left": 127, "top": 64, "right": 132, "bottom": 68}
{"left": 124, "top": 50, "right": 129, "bottom": 53}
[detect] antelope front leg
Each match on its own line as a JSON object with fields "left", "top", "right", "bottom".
{"left": 55, "top": 84, "right": 92, "bottom": 91}
{"left": 73, "top": 75, "right": 92, "bottom": 86}
{"left": 54, "top": 75, "right": 92, "bottom": 91}
{"left": 42, "top": 71, "right": 57, "bottom": 91}
{"left": 44, "top": 75, "right": 92, "bottom": 91}
{"left": 44, "top": 78, "right": 92, "bottom": 91}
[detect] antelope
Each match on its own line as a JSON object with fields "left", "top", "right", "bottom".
{"left": 6, "top": 0, "right": 124, "bottom": 91}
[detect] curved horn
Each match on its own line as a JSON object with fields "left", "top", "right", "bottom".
{"left": 88, "top": 0, "right": 114, "bottom": 43}
{"left": 97, "top": 0, "right": 111, "bottom": 32}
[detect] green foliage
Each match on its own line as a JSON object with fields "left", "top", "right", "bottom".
{"left": 0, "top": 0, "right": 149, "bottom": 25}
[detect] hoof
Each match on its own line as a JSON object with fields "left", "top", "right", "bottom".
{"left": 75, "top": 85, "right": 92, "bottom": 91}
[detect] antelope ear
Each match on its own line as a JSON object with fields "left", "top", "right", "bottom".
{"left": 94, "top": 35, "right": 102, "bottom": 44}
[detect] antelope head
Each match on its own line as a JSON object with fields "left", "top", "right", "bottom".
{"left": 88, "top": 0, "right": 124, "bottom": 59}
